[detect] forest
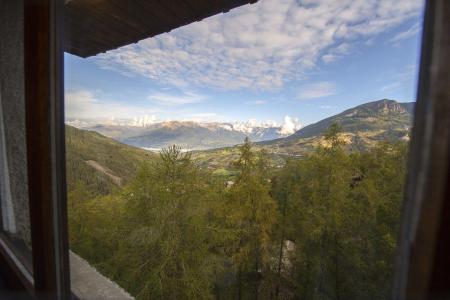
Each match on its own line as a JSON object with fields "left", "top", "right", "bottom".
{"left": 68, "top": 124, "right": 408, "bottom": 300}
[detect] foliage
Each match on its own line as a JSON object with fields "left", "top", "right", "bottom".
{"left": 68, "top": 126, "right": 408, "bottom": 300}
{"left": 224, "top": 138, "right": 278, "bottom": 299}
{"left": 270, "top": 128, "right": 408, "bottom": 299}
{"left": 65, "top": 125, "right": 154, "bottom": 196}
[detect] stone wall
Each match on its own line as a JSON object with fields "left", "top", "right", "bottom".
{"left": 0, "top": 0, "right": 31, "bottom": 246}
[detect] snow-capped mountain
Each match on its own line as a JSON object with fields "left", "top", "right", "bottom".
{"left": 66, "top": 117, "right": 301, "bottom": 151}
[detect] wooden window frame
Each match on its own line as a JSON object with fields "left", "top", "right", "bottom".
{"left": 0, "top": 0, "right": 449, "bottom": 299}
{"left": 24, "top": 0, "right": 71, "bottom": 298}
{"left": 393, "top": 0, "right": 450, "bottom": 299}
{"left": 0, "top": 0, "right": 72, "bottom": 298}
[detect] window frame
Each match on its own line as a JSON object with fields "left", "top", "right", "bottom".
{"left": 0, "top": 0, "right": 449, "bottom": 299}
{"left": 0, "top": 0, "right": 73, "bottom": 298}
{"left": 393, "top": 0, "right": 450, "bottom": 299}
{"left": 24, "top": 0, "right": 71, "bottom": 298}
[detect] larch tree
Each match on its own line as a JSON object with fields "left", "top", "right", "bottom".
{"left": 227, "top": 137, "right": 278, "bottom": 299}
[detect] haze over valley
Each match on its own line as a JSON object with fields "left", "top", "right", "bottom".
{"left": 67, "top": 116, "right": 301, "bottom": 150}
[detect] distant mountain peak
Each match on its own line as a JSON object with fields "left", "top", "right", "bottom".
{"left": 261, "top": 99, "right": 414, "bottom": 149}
{"left": 349, "top": 99, "right": 413, "bottom": 115}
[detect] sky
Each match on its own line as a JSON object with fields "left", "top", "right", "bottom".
{"left": 65, "top": 0, "right": 424, "bottom": 127}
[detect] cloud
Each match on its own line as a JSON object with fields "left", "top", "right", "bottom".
{"left": 65, "top": 89, "right": 159, "bottom": 119}
{"left": 94, "top": 0, "right": 423, "bottom": 91}
{"left": 65, "top": 90, "right": 97, "bottom": 118}
{"left": 380, "top": 64, "right": 417, "bottom": 93}
{"left": 298, "top": 82, "right": 337, "bottom": 100}
{"left": 147, "top": 91, "right": 205, "bottom": 105}
{"left": 246, "top": 100, "right": 267, "bottom": 105}
{"left": 389, "top": 22, "right": 422, "bottom": 45}
{"left": 322, "top": 43, "right": 351, "bottom": 64}
{"left": 279, "top": 116, "right": 302, "bottom": 135}
{"left": 381, "top": 82, "right": 401, "bottom": 92}
{"left": 322, "top": 54, "right": 338, "bottom": 64}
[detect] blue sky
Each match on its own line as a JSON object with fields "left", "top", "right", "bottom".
{"left": 65, "top": 0, "right": 424, "bottom": 127}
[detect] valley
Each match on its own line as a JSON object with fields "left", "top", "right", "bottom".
{"left": 193, "top": 99, "right": 414, "bottom": 169}
{"left": 69, "top": 119, "right": 300, "bottom": 151}
{"left": 66, "top": 99, "right": 414, "bottom": 190}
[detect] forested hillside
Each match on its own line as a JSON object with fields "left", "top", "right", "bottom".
{"left": 67, "top": 123, "right": 408, "bottom": 299}
{"left": 66, "top": 125, "right": 154, "bottom": 196}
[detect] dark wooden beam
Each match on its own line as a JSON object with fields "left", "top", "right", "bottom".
{"left": 64, "top": 0, "right": 258, "bottom": 58}
{"left": 24, "top": 0, "right": 71, "bottom": 298}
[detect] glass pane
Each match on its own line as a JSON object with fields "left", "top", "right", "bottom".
{"left": 65, "top": 0, "right": 425, "bottom": 299}
{"left": 0, "top": 0, "right": 32, "bottom": 269}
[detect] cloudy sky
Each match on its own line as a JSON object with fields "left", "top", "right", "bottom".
{"left": 65, "top": 0, "right": 424, "bottom": 127}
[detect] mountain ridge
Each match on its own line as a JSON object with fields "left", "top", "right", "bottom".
{"left": 75, "top": 120, "right": 299, "bottom": 150}
{"left": 194, "top": 99, "right": 415, "bottom": 169}
{"left": 262, "top": 99, "right": 413, "bottom": 146}
{"left": 65, "top": 99, "right": 415, "bottom": 182}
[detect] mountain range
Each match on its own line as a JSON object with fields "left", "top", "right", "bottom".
{"left": 191, "top": 99, "right": 414, "bottom": 170}
{"left": 66, "top": 99, "right": 415, "bottom": 189}
{"left": 68, "top": 99, "right": 412, "bottom": 153}
{"left": 70, "top": 119, "right": 300, "bottom": 150}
